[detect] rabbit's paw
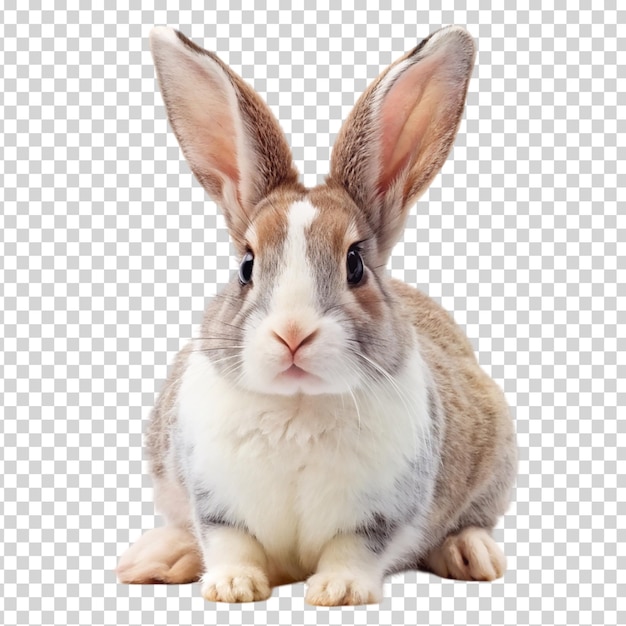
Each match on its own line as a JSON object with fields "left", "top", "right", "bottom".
{"left": 305, "top": 571, "right": 381, "bottom": 606}
{"left": 201, "top": 565, "right": 271, "bottom": 603}
{"left": 427, "top": 526, "right": 506, "bottom": 581}
{"left": 117, "top": 526, "right": 202, "bottom": 584}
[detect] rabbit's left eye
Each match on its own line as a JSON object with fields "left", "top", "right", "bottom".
{"left": 239, "top": 251, "right": 254, "bottom": 285}
{"left": 346, "top": 246, "right": 364, "bottom": 285}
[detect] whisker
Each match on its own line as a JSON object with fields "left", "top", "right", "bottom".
{"left": 221, "top": 361, "right": 245, "bottom": 379}
{"left": 215, "top": 320, "right": 248, "bottom": 332}
{"left": 324, "top": 299, "right": 389, "bottom": 316}
{"left": 194, "top": 337, "right": 243, "bottom": 348}
{"left": 356, "top": 352, "right": 411, "bottom": 408}
{"left": 194, "top": 318, "right": 248, "bottom": 334}
{"left": 198, "top": 353, "right": 242, "bottom": 366}
{"left": 214, "top": 294, "right": 248, "bottom": 305}
{"left": 344, "top": 336, "right": 393, "bottom": 351}
{"left": 229, "top": 362, "right": 248, "bottom": 389}
{"left": 350, "top": 348, "right": 430, "bottom": 461}
{"left": 346, "top": 385, "right": 362, "bottom": 434}
{"left": 193, "top": 346, "right": 246, "bottom": 352}
{"left": 192, "top": 336, "right": 246, "bottom": 342}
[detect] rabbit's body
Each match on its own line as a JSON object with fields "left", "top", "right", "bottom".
{"left": 117, "top": 25, "right": 517, "bottom": 605}
{"left": 138, "top": 258, "right": 515, "bottom": 592}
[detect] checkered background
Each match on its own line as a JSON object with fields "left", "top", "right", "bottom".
{"left": 1, "top": 1, "right": 623, "bottom": 625}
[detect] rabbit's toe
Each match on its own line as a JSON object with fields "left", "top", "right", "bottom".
{"left": 201, "top": 564, "right": 271, "bottom": 603}
{"left": 426, "top": 526, "right": 506, "bottom": 581}
{"left": 306, "top": 571, "right": 381, "bottom": 606}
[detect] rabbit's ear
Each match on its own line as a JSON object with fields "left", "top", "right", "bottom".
{"left": 329, "top": 26, "right": 475, "bottom": 261}
{"left": 150, "top": 27, "right": 301, "bottom": 250}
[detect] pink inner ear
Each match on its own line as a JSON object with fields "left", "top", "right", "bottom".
{"left": 197, "top": 111, "right": 240, "bottom": 184}
{"left": 378, "top": 54, "right": 444, "bottom": 193}
{"left": 171, "top": 52, "right": 240, "bottom": 186}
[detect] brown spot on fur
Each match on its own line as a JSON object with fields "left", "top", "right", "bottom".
{"left": 249, "top": 187, "right": 305, "bottom": 254}
{"left": 307, "top": 184, "right": 373, "bottom": 252}
{"left": 306, "top": 185, "right": 384, "bottom": 315}
{"left": 305, "top": 184, "right": 382, "bottom": 297}
{"left": 350, "top": 278, "right": 384, "bottom": 319}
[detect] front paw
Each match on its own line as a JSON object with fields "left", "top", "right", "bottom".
{"left": 201, "top": 564, "right": 271, "bottom": 603}
{"left": 306, "top": 571, "right": 382, "bottom": 606}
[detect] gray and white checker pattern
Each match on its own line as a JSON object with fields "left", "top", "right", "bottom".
{"left": 1, "top": 2, "right": 623, "bottom": 625}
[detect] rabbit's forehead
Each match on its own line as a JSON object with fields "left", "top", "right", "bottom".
{"left": 249, "top": 190, "right": 364, "bottom": 262}
{"left": 245, "top": 193, "right": 366, "bottom": 310}
{"left": 260, "top": 197, "right": 359, "bottom": 259}
{"left": 260, "top": 198, "right": 355, "bottom": 312}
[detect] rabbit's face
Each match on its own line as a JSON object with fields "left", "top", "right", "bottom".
{"left": 205, "top": 186, "right": 413, "bottom": 397}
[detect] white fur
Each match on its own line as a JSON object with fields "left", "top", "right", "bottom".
{"left": 305, "top": 533, "right": 383, "bottom": 605}
{"left": 270, "top": 199, "right": 318, "bottom": 311}
{"left": 200, "top": 527, "right": 271, "bottom": 602}
{"left": 177, "top": 340, "right": 431, "bottom": 581}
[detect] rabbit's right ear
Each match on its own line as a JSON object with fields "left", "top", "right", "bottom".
{"left": 328, "top": 26, "right": 475, "bottom": 262}
{"left": 149, "top": 27, "right": 301, "bottom": 251}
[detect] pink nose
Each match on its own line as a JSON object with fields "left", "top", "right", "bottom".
{"left": 272, "top": 325, "right": 318, "bottom": 356}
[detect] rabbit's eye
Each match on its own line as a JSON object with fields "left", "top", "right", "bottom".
{"left": 346, "top": 246, "right": 364, "bottom": 285}
{"left": 239, "top": 251, "right": 254, "bottom": 285}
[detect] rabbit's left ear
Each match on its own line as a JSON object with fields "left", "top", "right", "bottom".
{"left": 149, "top": 27, "right": 301, "bottom": 251}
{"left": 328, "top": 26, "right": 475, "bottom": 261}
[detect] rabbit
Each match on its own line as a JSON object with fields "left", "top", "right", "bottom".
{"left": 116, "top": 25, "right": 517, "bottom": 605}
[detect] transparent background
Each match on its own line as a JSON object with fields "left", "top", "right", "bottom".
{"left": 1, "top": 2, "right": 623, "bottom": 625}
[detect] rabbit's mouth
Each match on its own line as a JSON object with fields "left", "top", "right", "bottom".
{"left": 272, "top": 364, "right": 329, "bottom": 394}
{"left": 278, "top": 364, "right": 315, "bottom": 381}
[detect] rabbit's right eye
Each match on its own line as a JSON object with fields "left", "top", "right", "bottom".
{"left": 239, "top": 252, "right": 254, "bottom": 285}
{"left": 346, "top": 245, "right": 364, "bottom": 285}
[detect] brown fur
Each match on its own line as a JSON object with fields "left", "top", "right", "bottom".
{"left": 391, "top": 280, "right": 517, "bottom": 547}
{"left": 305, "top": 184, "right": 388, "bottom": 323}
{"left": 248, "top": 188, "right": 305, "bottom": 254}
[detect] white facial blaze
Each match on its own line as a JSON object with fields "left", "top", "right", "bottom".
{"left": 270, "top": 200, "right": 319, "bottom": 312}
{"left": 242, "top": 198, "right": 351, "bottom": 396}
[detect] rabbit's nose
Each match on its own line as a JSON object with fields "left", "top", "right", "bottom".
{"left": 272, "top": 324, "right": 319, "bottom": 357}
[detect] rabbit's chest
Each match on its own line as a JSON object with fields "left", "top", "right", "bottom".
{"left": 177, "top": 351, "right": 426, "bottom": 571}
